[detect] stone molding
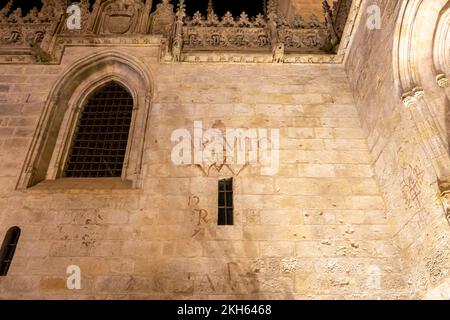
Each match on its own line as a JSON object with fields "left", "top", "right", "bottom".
{"left": 394, "top": 0, "right": 450, "bottom": 182}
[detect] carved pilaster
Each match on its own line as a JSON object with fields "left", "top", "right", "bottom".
{"left": 40, "top": 2, "right": 66, "bottom": 53}
{"left": 403, "top": 87, "right": 450, "bottom": 179}
{"left": 266, "top": 0, "right": 279, "bottom": 56}
{"left": 171, "top": 0, "right": 185, "bottom": 62}
{"left": 273, "top": 42, "right": 284, "bottom": 63}
{"left": 323, "top": 0, "right": 339, "bottom": 46}
{"left": 331, "top": 0, "right": 352, "bottom": 39}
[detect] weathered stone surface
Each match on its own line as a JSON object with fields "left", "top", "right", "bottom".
{"left": 346, "top": 0, "right": 450, "bottom": 299}
{"left": 0, "top": 0, "right": 448, "bottom": 300}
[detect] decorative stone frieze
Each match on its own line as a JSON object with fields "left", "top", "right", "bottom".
{"left": 0, "top": 0, "right": 358, "bottom": 65}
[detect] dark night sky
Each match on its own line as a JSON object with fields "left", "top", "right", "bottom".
{"left": 0, "top": 0, "right": 265, "bottom": 17}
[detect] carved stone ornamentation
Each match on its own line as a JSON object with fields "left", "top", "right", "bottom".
{"left": 171, "top": 0, "right": 185, "bottom": 62}
{"left": 323, "top": 0, "right": 340, "bottom": 47}
{"left": 7, "top": 8, "right": 24, "bottom": 24}
{"left": 437, "top": 74, "right": 449, "bottom": 88}
{"left": 0, "top": 1, "right": 57, "bottom": 49}
{"left": 402, "top": 92, "right": 416, "bottom": 108}
{"left": 273, "top": 42, "right": 284, "bottom": 63}
{"left": 331, "top": 0, "right": 353, "bottom": 39}
{"left": 99, "top": 0, "right": 144, "bottom": 35}
{"left": 181, "top": 8, "right": 328, "bottom": 54}
{"left": 0, "top": 0, "right": 355, "bottom": 65}
{"left": 437, "top": 180, "right": 450, "bottom": 224}
{"left": 0, "top": 0, "right": 13, "bottom": 23}
{"left": 402, "top": 88, "right": 424, "bottom": 108}
{"left": 39, "top": 0, "right": 65, "bottom": 22}
{"left": 24, "top": 8, "right": 40, "bottom": 24}
{"left": 149, "top": 0, "right": 175, "bottom": 37}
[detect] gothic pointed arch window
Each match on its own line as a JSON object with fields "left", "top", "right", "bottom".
{"left": 64, "top": 81, "right": 134, "bottom": 178}
{"left": 16, "top": 53, "right": 152, "bottom": 190}
{"left": 0, "top": 227, "right": 21, "bottom": 276}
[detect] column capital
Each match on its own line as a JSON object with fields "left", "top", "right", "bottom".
{"left": 437, "top": 74, "right": 449, "bottom": 88}
{"left": 401, "top": 87, "right": 424, "bottom": 107}
{"left": 437, "top": 180, "right": 450, "bottom": 223}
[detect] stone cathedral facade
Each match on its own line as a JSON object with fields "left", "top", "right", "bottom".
{"left": 0, "top": 0, "right": 449, "bottom": 299}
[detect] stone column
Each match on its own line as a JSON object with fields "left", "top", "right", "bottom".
{"left": 171, "top": 0, "right": 185, "bottom": 62}
{"left": 402, "top": 87, "right": 450, "bottom": 180}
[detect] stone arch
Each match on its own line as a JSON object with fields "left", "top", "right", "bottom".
{"left": 392, "top": 0, "right": 450, "bottom": 179}
{"left": 433, "top": 2, "right": 450, "bottom": 78}
{"left": 433, "top": 2, "right": 450, "bottom": 151}
{"left": 17, "top": 50, "right": 154, "bottom": 189}
{"left": 393, "top": 0, "right": 450, "bottom": 92}
{"left": 62, "top": 80, "right": 134, "bottom": 178}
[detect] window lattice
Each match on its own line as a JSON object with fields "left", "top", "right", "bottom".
{"left": 64, "top": 82, "right": 133, "bottom": 178}
{"left": 218, "top": 178, "right": 233, "bottom": 225}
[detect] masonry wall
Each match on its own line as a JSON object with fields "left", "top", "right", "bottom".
{"left": 0, "top": 45, "right": 406, "bottom": 299}
{"left": 345, "top": 0, "right": 450, "bottom": 298}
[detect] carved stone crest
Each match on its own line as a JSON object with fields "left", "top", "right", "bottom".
{"left": 150, "top": 0, "right": 175, "bottom": 36}
{"left": 101, "top": 0, "right": 143, "bottom": 35}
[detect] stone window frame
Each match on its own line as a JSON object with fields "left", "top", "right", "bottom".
{"left": 16, "top": 51, "right": 154, "bottom": 190}
{"left": 62, "top": 80, "right": 135, "bottom": 178}
{"left": 47, "top": 76, "right": 139, "bottom": 181}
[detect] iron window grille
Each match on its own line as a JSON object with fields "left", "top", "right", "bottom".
{"left": 64, "top": 81, "right": 133, "bottom": 178}
{"left": 218, "top": 178, "right": 233, "bottom": 225}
